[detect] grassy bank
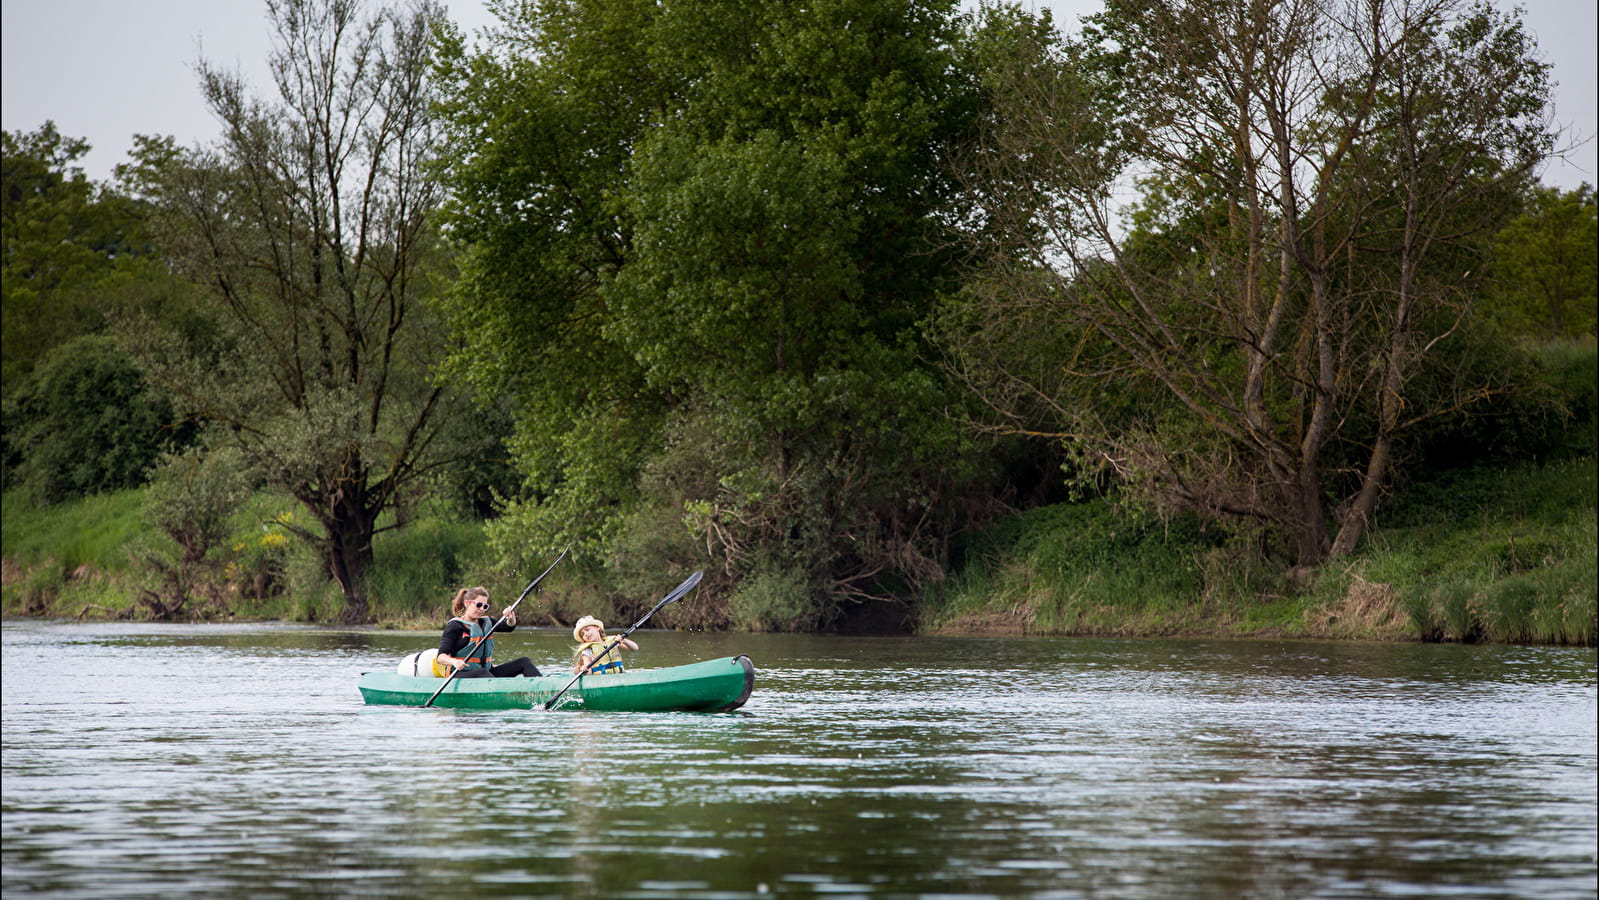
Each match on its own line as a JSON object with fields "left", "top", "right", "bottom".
{"left": 1, "top": 488, "right": 497, "bottom": 626}
{"left": 5, "top": 455, "right": 1595, "bottom": 644}
{"left": 924, "top": 338, "right": 1598, "bottom": 646}
{"left": 1, "top": 488, "right": 147, "bottom": 617}
{"left": 5, "top": 439, "right": 1595, "bottom": 646}
{"left": 923, "top": 453, "right": 1597, "bottom": 645}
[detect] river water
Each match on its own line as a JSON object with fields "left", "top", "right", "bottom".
{"left": 2, "top": 622, "right": 1594, "bottom": 899}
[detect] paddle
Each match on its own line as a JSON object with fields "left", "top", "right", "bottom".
{"left": 543, "top": 570, "right": 703, "bottom": 710}
{"left": 423, "top": 545, "right": 570, "bottom": 708}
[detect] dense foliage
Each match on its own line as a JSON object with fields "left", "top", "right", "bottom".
{"left": 1, "top": 0, "right": 1592, "bottom": 638}
{"left": 2, "top": 124, "right": 203, "bottom": 502}
{"left": 940, "top": 0, "right": 1559, "bottom": 572}
{"left": 431, "top": 0, "right": 1006, "bottom": 628}
{"left": 3, "top": 124, "right": 143, "bottom": 388}
{"left": 2, "top": 336, "right": 193, "bottom": 503}
{"left": 1489, "top": 185, "right": 1599, "bottom": 338}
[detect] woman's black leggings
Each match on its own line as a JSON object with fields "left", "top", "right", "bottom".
{"left": 456, "top": 657, "right": 541, "bottom": 678}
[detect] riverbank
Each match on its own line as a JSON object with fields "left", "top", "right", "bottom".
{"left": 0, "top": 489, "right": 496, "bottom": 626}
{"left": 921, "top": 454, "right": 1596, "bottom": 646}
{"left": 4, "top": 452, "right": 1595, "bottom": 646}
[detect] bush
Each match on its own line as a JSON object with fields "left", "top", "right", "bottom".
{"left": 2, "top": 334, "right": 195, "bottom": 503}
{"left": 368, "top": 517, "right": 492, "bottom": 620}
{"left": 727, "top": 561, "right": 816, "bottom": 632}
{"left": 137, "top": 446, "right": 248, "bottom": 619}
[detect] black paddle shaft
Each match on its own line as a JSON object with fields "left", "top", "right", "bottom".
{"left": 423, "top": 545, "right": 569, "bottom": 708}
{"left": 542, "top": 570, "right": 703, "bottom": 710}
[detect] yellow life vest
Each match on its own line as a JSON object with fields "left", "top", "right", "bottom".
{"left": 575, "top": 640, "right": 625, "bottom": 674}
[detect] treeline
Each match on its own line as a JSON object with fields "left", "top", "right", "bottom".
{"left": 3, "top": 0, "right": 1595, "bottom": 635}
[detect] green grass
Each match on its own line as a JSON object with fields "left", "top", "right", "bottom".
{"left": 923, "top": 454, "right": 1597, "bottom": 645}
{"left": 367, "top": 517, "right": 494, "bottom": 622}
{"left": 923, "top": 500, "right": 1292, "bottom": 637}
{"left": 2, "top": 489, "right": 149, "bottom": 617}
{"left": 2, "top": 488, "right": 146, "bottom": 573}
{"left": 2, "top": 485, "right": 497, "bottom": 624}
{"left": 1348, "top": 456, "right": 1597, "bottom": 644}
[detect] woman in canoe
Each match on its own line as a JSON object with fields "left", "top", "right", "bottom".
{"left": 572, "top": 615, "right": 637, "bottom": 675}
{"left": 435, "top": 586, "right": 542, "bottom": 678}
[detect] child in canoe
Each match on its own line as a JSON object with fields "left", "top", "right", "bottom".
{"left": 572, "top": 615, "right": 637, "bottom": 675}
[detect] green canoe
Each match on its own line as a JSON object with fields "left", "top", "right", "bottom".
{"left": 358, "top": 655, "right": 755, "bottom": 712}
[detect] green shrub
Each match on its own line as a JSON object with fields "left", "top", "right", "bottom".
{"left": 1387, "top": 336, "right": 1595, "bottom": 483}
{"left": 368, "top": 517, "right": 491, "bottom": 619}
{"left": 2, "top": 335, "right": 195, "bottom": 503}
{"left": 927, "top": 499, "right": 1234, "bottom": 634}
{"left": 727, "top": 562, "right": 815, "bottom": 632}
{"left": 134, "top": 447, "right": 249, "bottom": 619}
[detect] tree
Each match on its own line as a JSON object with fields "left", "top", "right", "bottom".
{"left": 1, "top": 335, "right": 193, "bottom": 503}
{"left": 1, "top": 123, "right": 161, "bottom": 391}
{"left": 434, "top": 0, "right": 989, "bottom": 627}
{"left": 2, "top": 125, "right": 205, "bottom": 499}
{"left": 1489, "top": 184, "right": 1598, "bottom": 338}
{"left": 946, "top": 0, "right": 1554, "bottom": 573}
{"left": 127, "top": 0, "right": 461, "bottom": 622}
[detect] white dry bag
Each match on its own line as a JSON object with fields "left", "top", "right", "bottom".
{"left": 397, "top": 648, "right": 443, "bottom": 678}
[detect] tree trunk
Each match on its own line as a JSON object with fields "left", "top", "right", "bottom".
{"left": 1329, "top": 431, "right": 1391, "bottom": 560}
{"left": 328, "top": 497, "right": 377, "bottom": 625}
{"left": 304, "top": 476, "right": 380, "bottom": 625}
{"left": 1288, "top": 464, "right": 1331, "bottom": 570}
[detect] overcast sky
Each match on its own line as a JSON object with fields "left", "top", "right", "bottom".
{"left": 4, "top": 0, "right": 1594, "bottom": 192}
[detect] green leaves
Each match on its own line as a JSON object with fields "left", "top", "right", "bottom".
{"left": 434, "top": 0, "right": 986, "bottom": 620}
{"left": 2, "top": 123, "right": 155, "bottom": 390}
{"left": 612, "top": 130, "right": 861, "bottom": 390}
{"left": 1, "top": 125, "right": 208, "bottom": 503}
{"left": 1489, "top": 184, "right": 1599, "bottom": 338}
{"left": 2, "top": 335, "right": 192, "bottom": 503}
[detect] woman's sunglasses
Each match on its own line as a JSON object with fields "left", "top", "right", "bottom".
{"left": 472, "top": 601, "right": 490, "bottom": 609}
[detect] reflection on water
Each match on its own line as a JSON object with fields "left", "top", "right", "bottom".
{"left": 3, "top": 622, "right": 1595, "bottom": 899}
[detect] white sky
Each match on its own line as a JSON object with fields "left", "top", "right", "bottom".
{"left": 3, "top": 0, "right": 1595, "bottom": 191}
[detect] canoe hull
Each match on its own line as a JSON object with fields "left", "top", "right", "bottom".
{"left": 358, "top": 655, "right": 755, "bottom": 712}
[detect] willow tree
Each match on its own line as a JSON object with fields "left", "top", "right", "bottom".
{"left": 945, "top": 0, "right": 1553, "bottom": 573}
{"left": 127, "top": 0, "right": 458, "bottom": 622}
